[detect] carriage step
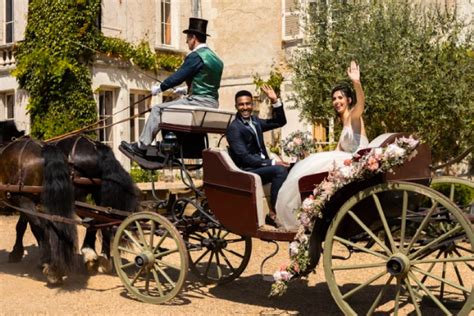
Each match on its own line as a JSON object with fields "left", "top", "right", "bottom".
{"left": 119, "top": 144, "right": 166, "bottom": 170}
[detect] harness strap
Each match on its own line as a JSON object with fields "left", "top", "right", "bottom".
{"left": 16, "top": 139, "right": 35, "bottom": 190}
{"left": 45, "top": 94, "right": 152, "bottom": 143}
{"left": 67, "top": 135, "right": 101, "bottom": 186}
{"left": 1, "top": 200, "right": 89, "bottom": 227}
{"left": 68, "top": 135, "right": 83, "bottom": 178}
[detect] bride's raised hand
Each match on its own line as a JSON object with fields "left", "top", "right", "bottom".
{"left": 347, "top": 60, "right": 360, "bottom": 82}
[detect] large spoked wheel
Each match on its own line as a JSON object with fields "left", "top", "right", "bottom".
{"left": 185, "top": 225, "right": 252, "bottom": 284}
{"left": 431, "top": 176, "right": 473, "bottom": 212}
{"left": 323, "top": 182, "right": 473, "bottom": 315}
{"left": 112, "top": 211, "right": 188, "bottom": 304}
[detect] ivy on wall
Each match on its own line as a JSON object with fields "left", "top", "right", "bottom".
{"left": 13, "top": 0, "right": 183, "bottom": 139}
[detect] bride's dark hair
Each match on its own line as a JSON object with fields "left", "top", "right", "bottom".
{"left": 331, "top": 82, "right": 356, "bottom": 107}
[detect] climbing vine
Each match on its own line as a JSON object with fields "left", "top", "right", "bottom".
{"left": 13, "top": 0, "right": 183, "bottom": 139}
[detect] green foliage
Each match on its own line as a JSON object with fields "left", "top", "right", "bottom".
{"left": 431, "top": 182, "right": 474, "bottom": 209}
{"left": 100, "top": 37, "right": 183, "bottom": 72}
{"left": 292, "top": 0, "right": 474, "bottom": 163}
{"left": 130, "top": 163, "right": 159, "bottom": 182}
{"left": 253, "top": 67, "right": 285, "bottom": 96}
{"left": 13, "top": 0, "right": 102, "bottom": 139}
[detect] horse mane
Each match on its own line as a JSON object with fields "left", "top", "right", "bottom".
{"left": 0, "top": 120, "right": 25, "bottom": 145}
{"left": 96, "top": 142, "right": 138, "bottom": 212}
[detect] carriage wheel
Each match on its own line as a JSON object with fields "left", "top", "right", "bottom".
{"left": 431, "top": 176, "right": 473, "bottom": 212}
{"left": 112, "top": 211, "right": 188, "bottom": 304}
{"left": 323, "top": 182, "right": 473, "bottom": 315}
{"left": 185, "top": 225, "right": 252, "bottom": 284}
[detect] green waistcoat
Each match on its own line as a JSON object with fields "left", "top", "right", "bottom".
{"left": 191, "top": 47, "right": 224, "bottom": 100}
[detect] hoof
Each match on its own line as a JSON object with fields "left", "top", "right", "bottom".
{"left": 98, "top": 255, "right": 113, "bottom": 274}
{"left": 42, "top": 264, "right": 63, "bottom": 285}
{"left": 81, "top": 247, "right": 99, "bottom": 274}
{"left": 8, "top": 250, "right": 24, "bottom": 263}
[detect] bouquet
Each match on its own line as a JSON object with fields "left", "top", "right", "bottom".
{"left": 281, "top": 131, "right": 315, "bottom": 160}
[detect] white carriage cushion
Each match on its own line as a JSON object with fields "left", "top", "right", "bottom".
{"left": 211, "top": 148, "right": 268, "bottom": 227}
{"left": 161, "top": 105, "right": 235, "bottom": 130}
{"left": 367, "top": 133, "right": 397, "bottom": 148}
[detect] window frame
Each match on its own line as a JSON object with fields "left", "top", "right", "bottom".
{"left": 5, "top": 0, "right": 14, "bottom": 44}
{"left": 129, "top": 92, "right": 150, "bottom": 143}
{"left": 160, "top": 0, "right": 172, "bottom": 46}
{"left": 98, "top": 90, "right": 114, "bottom": 146}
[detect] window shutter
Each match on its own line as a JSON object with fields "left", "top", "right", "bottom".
{"left": 283, "top": 0, "right": 302, "bottom": 40}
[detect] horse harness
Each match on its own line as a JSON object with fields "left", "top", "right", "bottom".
{"left": 66, "top": 135, "right": 102, "bottom": 186}
{"left": 0, "top": 137, "right": 43, "bottom": 194}
{"left": 0, "top": 136, "right": 102, "bottom": 194}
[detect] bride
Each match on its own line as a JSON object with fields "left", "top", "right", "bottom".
{"left": 276, "top": 61, "right": 369, "bottom": 230}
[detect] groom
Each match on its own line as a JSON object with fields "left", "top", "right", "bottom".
{"left": 226, "top": 85, "right": 289, "bottom": 225}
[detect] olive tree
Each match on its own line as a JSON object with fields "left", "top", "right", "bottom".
{"left": 291, "top": 0, "right": 473, "bottom": 164}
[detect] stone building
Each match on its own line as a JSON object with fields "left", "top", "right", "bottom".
{"left": 0, "top": 0, "right": 472, "bottom": 167}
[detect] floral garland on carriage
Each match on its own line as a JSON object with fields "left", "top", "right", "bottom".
{"left": 270, "top": 136, "right": 420, "bottom": 296}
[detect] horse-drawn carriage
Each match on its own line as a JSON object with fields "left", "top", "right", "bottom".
{"left": 0, "top": 104, "right": 472, "bottom": 315}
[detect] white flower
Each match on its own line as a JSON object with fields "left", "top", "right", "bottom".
{"left": 373, "top": 147, "right": 383, "bottom": 159}
{"left": 339, "top": 165, "right": 354, "bottom": 179}
{"left": 398, "top": 136, "right": 419, "bottom": 148}
{"left": 301, "top": 197, "right": 315, "bottom": 212}
{"left": 384, "top": 144, "right": 406, "bottom": 159}
{"left": 289, "top": 241, "right": 299, "bottom": 257}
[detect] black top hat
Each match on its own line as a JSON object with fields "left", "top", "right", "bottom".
{"left": 183, "top": 18, "right": 210, "bottom": 37}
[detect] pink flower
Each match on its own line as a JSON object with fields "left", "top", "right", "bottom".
{"left": 293, "top": 137, "right": 303, "bottom": 145}
{"left": 343, "top": 159, "right": 352, "bottom": 166}
{"left": 273, "top": 270, "right": 292, "bottom": 282}
{"left": 292, "top": 262, "right": 300, "bottom": 273}
{"left": 299, "top": 211, "right": 312, "bottom": 227}
{"left": 399, "top": 136, "right": 419, "bottom": 148}
{"left": 321, "top": 180, "right": 335, "bottom": 196}
{"left": 367, "top": 156, "right": 379, "bottom": 171}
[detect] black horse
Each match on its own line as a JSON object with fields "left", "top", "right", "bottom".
{"left": 3, "top": 122, "right": 138, "bottom": 274}
{"left": 0, "top": 121, "right": 77, "bottom": 284}
{"left": 53, "top": 134, "right": 138, "bottom": 272}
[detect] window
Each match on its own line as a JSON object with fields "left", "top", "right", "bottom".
{"left": 6, "top": 93, "right": 14, "bottom": 119}
{"left": 161, "top": 0, "right": 171, "bottom": 45}
{"left": 129, "top": 93, "right": 150, "bottom": 142}
{"left": 1, "top": 92, "right": 14, "bottom": 119}
{"left": 282, "top": 0, "right": 303, "bottom": 41}
{"left": 5, "top": 0, "right": 14, "bottom": 43}
{"left": 282, "top": 0, "right": 321, "bottom": 42}
{"left": 98, "top": 90, "right": 113, "bottom": 145}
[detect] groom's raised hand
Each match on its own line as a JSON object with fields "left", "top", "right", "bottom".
{"left": 261, "top": 84, "right": 278, "bottom": 104}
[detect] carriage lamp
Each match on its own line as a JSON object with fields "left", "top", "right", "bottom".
{"left": 160, "top": 132, "right": 179, "bottom": 155}
{"left": 161, "top": 132, "right": 179, "bottom": 182}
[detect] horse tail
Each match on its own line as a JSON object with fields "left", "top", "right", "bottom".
{"left": 96, "top": 143, "right": 137, "bottom": 212}
{"left": 41, "top": 144, "right": 78, "bottom": 275}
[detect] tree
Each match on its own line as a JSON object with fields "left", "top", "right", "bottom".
{"left": 291, "top": 0, "right": 473, "bottom": 164}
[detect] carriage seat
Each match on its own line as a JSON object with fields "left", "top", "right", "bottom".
{"left": 203, "top": 148, "right": 272, "bottom": 229}
{"left": 159, "top": 105, "right": 236, "bottom": 134}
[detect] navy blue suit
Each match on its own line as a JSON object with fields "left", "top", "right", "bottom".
{"left": 226, "top": 105, "right": 288, "bottom": 210}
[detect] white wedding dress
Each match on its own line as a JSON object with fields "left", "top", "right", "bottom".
{"left": 276, "top": 126, "right": 369, "bottom": 230}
